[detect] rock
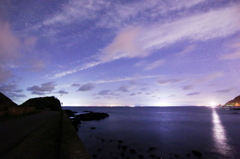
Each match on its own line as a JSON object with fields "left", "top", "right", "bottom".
{"left": 150, "top": 154, "right": 156, "bottom": 158}
{"left": 174, "top": 154, "right": 180, "bottom": 158}
{"left": 83, "top": 110, "right": 93, "bottom": 113}
{"left": 122, "top": 145, "right": 127, "bottom": 150}
{"left": 64, "top": 109, "right": 76, "bottom": 117}
{"left": 148, "top": 147, "right": 156, "bottom": 151}
{"left": 20, "top": 96, "right": 61, "bottom": 111}
{"left": 192, "top": 150, "right": 202, "bottom": 156}
{"left": 118, "top": 140, "right": 123, "bottom": 144}
{"left": 129, "top": 149, "right": 136, "bottom": 154}
{"left": 75, "top": 112, "right": 109, "bottom": 121}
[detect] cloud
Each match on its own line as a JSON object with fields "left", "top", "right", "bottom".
{"left": 0, "top": 22, "right": 21, "bottom": 64}
{"left": 187, "top": 92, "right": 201, "bottom": 96}
{"left": 118, "top": 85, "right": 132, "bottom": 92}
{"left": 27, "top": 82, "right": 56, "bottom": 95}
{"left": 0, "top": 84, "right": 25, "bottom": 98}
{"left": 0, "top": 65, "right": 12, "bottom": 83}
{"left": 94, "top": 75, "right": 162, "bottom": 84}
{"left": 41, "top": 2, "right": 240, "bottom": 79}
{"left": 0, "top": 84, "right": 17, "bottom": 92}
{"left": 145, "top": 59, "right": 165, "bottom": 70}
{"left": 58, "top": 90, "right": 68, "bottom": 95}
{"left": 78, "top": 83, "right": 95, "bottom": 91}
{"left": 130, "top": 93, "right": 135, "bottom": 96}
{"left": 50, "top": 61, "right": 101, "bottom": 79}
{"left": 220, "top": 42, "right": 240, "bottom": 60}
{"left": 100, "top": 26, "right": 148, "bottom": 62}
{"left": 100, "top": 5, "right": 240, "bottom": 64}
{"left": 175, "top": 45, "right": 196, "bottom": 57}
{"left": 43, "top": 0, "right": 107, "bottom": 27}
{"left": 215, "top": 88, "right": 234, "bottom": 93}
{"left": 41, "top": 0, "right": 206, "bottom": 31}
{"left": 221, "top": 51, "right": 240, "bottom": 60}
{"left": 8, "top": 93, "right": 26, "bottom": 98}
{"left": 0, "top": 21, "right": 21, "bottom": 83}
{"left": 98, "top": 90, "right": 113, "bottom": 95}
{"left": 143, "top": 5, "right": 240, "bottom": 49}
{"left": 0, "top": 20, "right": 42, "bottom": 82}
{"left": 72, "top": 83, "right": 80, "bottom": 87}
{"left": 183, "top": 85, "right": 194, "bottom": 90}
{"left": 96, "top": 0, "right": 206, "bottom": 29}
{"left": 195, "top": 72, "right": 224, "bottom": 83}
{"left": 157, "top": 78, "right": 182, "bottom": 85}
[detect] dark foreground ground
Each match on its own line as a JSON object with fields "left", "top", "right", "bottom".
{"left": 0, "top": 111, "right": 91, "bottom": 159}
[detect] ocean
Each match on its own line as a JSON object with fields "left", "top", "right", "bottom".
{"left": 63, "top": 106, "right": 240, "bottom": 159}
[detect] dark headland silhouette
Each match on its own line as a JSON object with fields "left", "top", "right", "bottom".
{"left": 224, "top": 95, "right": 240, "bottom": 106}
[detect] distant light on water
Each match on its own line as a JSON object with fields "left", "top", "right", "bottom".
{"left": 212, "top": 109, "right": 232, "bottom": 157}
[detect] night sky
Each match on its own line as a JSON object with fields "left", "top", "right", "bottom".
{"left": 1, "top": 0, "right": 240, "bottom": 106}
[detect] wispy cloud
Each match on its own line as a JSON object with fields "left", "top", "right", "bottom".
{"left": 157, "top": 78, "right": 182, "bottom": 85}
{"left": 215, "top": 88, "right": 234, "bottom": 93}
{"left": 44, "top": 2, "right": 240, "bottom": 79}
{"left": 94, "top": 75, "right": 163, "bottom": 84}
{"left": 220, "top": 41, "right": 240, "bottom": 60}
{"left": 195, "top": 72, "right": 224, "bottom": 83}
{"left": 100, "top": 4, "right": 240, "bottom": 63}
{"left": 78, "top": 83, "right": 95, "bottom": 91}
{"left": 183, "top": 85, "right": 194, "bottom": 90}
{"left": 145, "top": 59, "right": 165, "bottom": 70}
{"left": 50, "top": 61, "right": 101, "bottom": 79}
{"left": 175, "top": 45, "right": 196, "bottom": 57}
{"left": 187, "top": 92, "right": 201, "bottom": 96}
{"left": 0, "top": 65, "right": 12, "bottom": 83}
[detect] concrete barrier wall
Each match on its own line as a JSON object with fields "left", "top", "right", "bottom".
{"left": 8, "top": 107, "right": 35, "bottom": 115}
{"left": 60, "top": 112, "right": 91, "bottom": 159}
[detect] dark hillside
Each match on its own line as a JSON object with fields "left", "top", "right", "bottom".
{"left": 20, "top": 96, "right": 61, "bottom": 111}
{"left": 0, "top": 92, "right": 18, "bottom": 111}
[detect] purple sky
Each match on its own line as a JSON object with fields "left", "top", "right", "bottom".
{"left": 1, "top": 0, "right": 240, "bottom": 106}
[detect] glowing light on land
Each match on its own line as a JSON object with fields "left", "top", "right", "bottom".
{"left": 209, "top": 102, "right": 218, "bottom": 108}
{"left": 156, "top": 102, "right": 171, "bottom": 106}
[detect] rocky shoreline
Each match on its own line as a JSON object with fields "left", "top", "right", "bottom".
{"left": 64, "top": 109, "right": 109, "bottom": 130}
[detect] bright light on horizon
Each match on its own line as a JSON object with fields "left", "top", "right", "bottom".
{"left": 209, "top": 102, "right": 218, "bottom": 108}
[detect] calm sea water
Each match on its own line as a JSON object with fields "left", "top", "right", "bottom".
{"left": 63, "top": 106, "right": 240, "bottom": 159}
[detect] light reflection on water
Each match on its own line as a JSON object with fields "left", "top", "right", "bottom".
{"left": 212, "top": 109, "right": 232, "bottom": 157}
